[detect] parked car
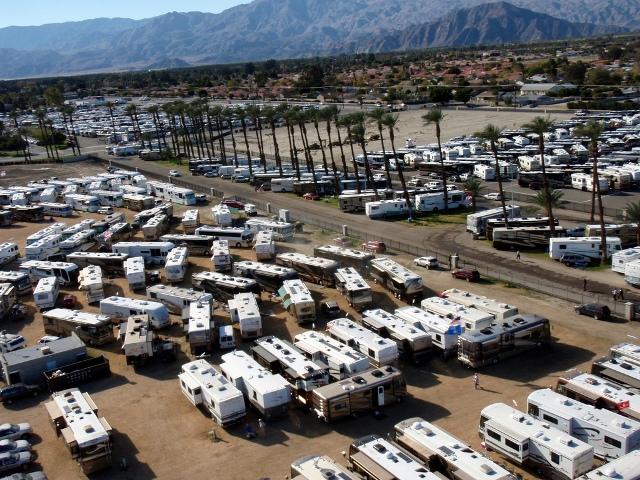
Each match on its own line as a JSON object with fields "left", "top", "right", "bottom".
{"left": 61, "top": 294, "right": 76, "bottom": 308}
{"left": 168, "top": 170, "right": 181, "bottom": 177}
{"left": 0, "top": 453, "right": 32, "bottom": 474}
{"left": 483, "top": 193, "right": 503, "bottom": 201}
{"left": 232, "top": 175, "right": 250, "bottom": 183}
{"left": 566, "top": 226, "right": 586, "bottom": 237}
{"left": 574, "top": 303, "right": 611, "bottom": 321}
{"left": 451, "top": 268, "right": 480, "bottom": 282}
{"left": 0, "top": 425, "right": 31, "bottom": 442}
{"left": 97, "top": 206, "right": 113, "bottom": 215}
{"left": 362, "top": 240, "right": 386, "bottom": 254}
{"left": 195, "top": 193, "right": 207, "bottom": 204}
{"left": 372, "top": 173, "right": 386, "bottom": 182}
{"left": 243, "top": 204, "right": 258, "bottom": 216}
{"left": 221, "top": 199, "right": 245, "bottom": 210}
{"left": 321, "top": 301, "right": 341, "bottom": 318}
{"left": 204, "top": 171, "right": 217, "bottom": 178}
{"left": 0, "top": 440, "right": 31, "bottom": 455}
{"left": 0, "top": 471, "right": 47, "bottom": 480}
{"left": 303, "top": 192, "right": 320, "bottom": 201}
{"left": 0, "top": 385, "right": 40, "bottom": 404}
{"left": 414, "top": 256, "right": 439, "bottom": 269}
{"left": 36, "top": 336, "right": 60, "bottom": 345}
{"left": 560, "top": 254, "right": 591, "bottom": 268}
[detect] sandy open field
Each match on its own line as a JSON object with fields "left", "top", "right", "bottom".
{"left": 1, "top": 163, "right": 636, "bottom": 480}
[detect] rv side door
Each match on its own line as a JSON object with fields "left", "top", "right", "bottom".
{"left": 377, "top": 385, "right": 385, "bottom": 406}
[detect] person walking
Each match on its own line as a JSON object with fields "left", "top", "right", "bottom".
{"left": 515, "top": 251, "right": 521, "bottom": 261}
{"left": 618, "top": 288, "right": 625, "bottom": 301}
{"left": 258, "top": 418, "right": 266, "bottom": 438}
{"left": 612, "top": 288, "right": 619, "bottom": 301}
{"left": 583, "top": 278, "right": 587, "bottom": 291}
{"left": 474, "top": 373, "right": 480, "bottom": 390}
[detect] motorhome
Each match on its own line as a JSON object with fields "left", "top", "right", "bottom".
{"left": 440, "top": 288, "right": 518, "bottom": 321}
{"left": 347, "top": 435, "right": 437, "bottom": 480}
{"left": 624, "top": 259, "right": 640, "bottom": 287}
{"left": 25, "top": 234, "right": 63, "bottom": 261}
{"left": 112, "top": 241, "right": 175, "bottom": 266}
{"left": 33, "top": 276, "right": 59, "bottom": 311}
{"left": 26, "top": 223, "right": 67, "bottom": 245}
{"left": 229, "top": 293, "right": 262, "bottom": 339}
{"left": 466, "top": 206, "right": 521, "bottom": 236}
{"left": 134, "top": 204, "right": 173, "bottom": 225}
{"left": 527, "top": 388, "right": 640, "bottom": 460}
{"left": 572, "top": 173, "right": 610, "bottom": 193}
{"left": 146, "top": 181, "right": 196, "bottom": 205}
{"left": 234, "top": 260, "right": 298, "bottom": 292}
{"left": 181, "top": 209, "right": 200, "bottom": 234}
{"left": 218, "top": 325, "right": 235, "bottom": 350}
{"left": 474, "top": 164, "right": 496, "bottom": 180}
{"left": 0, "top": 210, "right": 13, "bottom": 227}
{"left": 76, "top": 265, "right": 104, "bottom": 304}
{"left": 556, "top": 371, "right": 640, "bottom": 422}
{"left": 339, "top": 192, "right": 381, "bottom": 213}
{"left": 195, "top": 226, "right": 254, "bottom": 248}
{"left": 92, "top": 190, "right": 123, "bottom": 207}
{"left": 493, "top": 226, "right": 564, "bottom": 251}
{"left": 164, "top": 246, "right": 189, "bottom": 283}
{"left": 64, "top": 194, "right": 100, "bottom": 212}
{"left": 19, "top": 260, "right": 79, "bottom": 286}
{"left": 0, "top": 271, "right": 32, "bottom": 295}
{"left": 4, "top": 204, "right": 44, "bottom": 222}
{"left": 211, "top": 204, "right": 232, "bottom": 226}
{"left": 122, "top": 194, "right": 155, "bottom": 212}
{"left": 146, "top": 285, "right": 213, "bottom": 318}
{"left": 186, "top": 301, "right": 214, "bottom": 354}
{"left": 421, "top": 296, "right": 495, "bottom": 331}
{"left": 415, "top": 190, "right": 468, "bottom": 213}
{"left": 100, "top": 296, "right": 170, "bottom": 329}
{"left": 253, "top": 230, "right": 276, "bottom": 261}
{"left": 313, "top": 245, "right": 375, "bottom": 272}
{"left": 290, "top": 455, "right": 361, "bottom": 480}
{"left": 277, "top": 279, "right": 316, "bottom": 324}
{"left": 365, "top": 199, "right": 410, "bottom": 219}
{"left": 45, "top": 389, "right": 113, "bottom": 474}
{"left": 191, "top": 271, "right": 261, "bottom": 301}
{"left": 43, "top": 308, "right": 114, "bottom": 345}
{"left": 276, "top": 252, "right": 338, "bottom": 286}
{"left": 211, "top": 240, "right": 233, "bottom": 272}
{"left": 95, "top": 222, "right": 132, "bottom": 249}
{"left": 395, "top": 417, "right": 516, "bottom": 480}
{"left": 124, "top": 256, "right": 146, "bottom": 291}
{"left": 60, "top": 219, "right": 95, "bottom": 239}
{"left": 245, "top": 218, "right": 295, "bottom": 242}
{"left": 334, "top": 267, "right": 372, "bottom": 311}
{"left": 612, "top": 247, "right": 640, "bottom": 274}
{"left": 326, "top": 318, "right": 399, "bottom": 366}
{"left": 59, "top": 230, "right": 95, "bottom": 256}
{"left": 591, "top": 356, "right": 640, "bottom": 390}
{"left": 486, "top": 216, "right": 558, "bottom": 241}
{"left": 294, "top": 330, "right": 370, "bottom": 381}
{"left": 549, "top": 237, "right": 622, "bottom": 260}
{"left": 67, "top": 252, "right": 128, "bottom": 276}
{"left": 609, "top": 343, "right": 640, "bottom": 368}
{"left": 142, "top": 214, "right": 169, "bottom": 240}
{"left": 39, "top": 202, "right": 73, "bottom": 217}
{"left": 585, "top": 224, "right": 637, "bottom": 249}
{"left": 38, "top": 188, "right": 58, "bottom": 203}
{"left": 0, "top": 243, "right": 19, "bottom": 266}
{"left": 252, "top": 336, "right": 329, "bottom": 404}
{"left": 479, "top": 403, "right": 594, "bottom": 479}
{"left": 219, "top": 350, "right": 291, "bottom": 419}
{"left": 159, "top": 234, "right": 215, "bottom": 256}
{"left": 271, "top": 177, "right": 296, "bottom": 193}
{"left": 369, "top": 257, "right": 423, "bottom": 301}
{"left": 0, "top": 283, "right": 17, "bottom": 320}
{"left": 577, "top": 450, "right": 640, "bottom": 480}
{"left": 395, "top": 306, "right": 461, "bottom": 358}
{"left": 179, "top": 359, "right": 246, "bottom": 426}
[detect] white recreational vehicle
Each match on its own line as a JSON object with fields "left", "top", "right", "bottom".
{"left": 277, "top": 279, "right": 316, "bottom": 324}
{"left": 415, "top": 190, "right": 469, "bottom": 213}
{"left": 159, "top": 234, "right": 215, "bottom": 256}
{"left": 219, "top": 349, "right": 291, "bottom": 419}
{"left": 421, "top": 296, "right": 495, "bottom": 331}
{"left": 234, "top": 260, "right": 298, "bottom": 292}
{"left": 0, "top": 243, "right": 19, "bottom": 266}
{"left": 369, "top": 257, "right": 423, "bottom": 300}
{"left": 474, "top": 164, "right": 496, "bottom": 180}
{"left": 26, "top": 223, "right": 67, "bottom": 245}
{"left": 395, "top": 306, "right": 461, "bottom": 358}
{"left": 39, "top": 202, "right": 73, "bottom": 217}
{"left": 592, "top": 355, "right": 640, "bottom": 390}
{"left": 25, "top": 234, "right": 62, "bottom": 261}
{"left": 0, "top": 271, "right": 33, "bottom": 296}
{"left": 187, "top": 301, "right": 214, "bottom": 354}
{"left": 67, "top": 251, "right": 127, "bottom": 277}
{"left": 577, "top": 450, "right": 640, "bottom": 480}
{"left": 290, "top": 455, "right": 361, "bottom": 480}
{"left": 624, "top": 259, "right": 640, "bottom": 287}
{"left": 191, "top": 271, "right": 261, "bottom": 301}
{"left": 253, "top": 230, "right": 275, "bottom": 261}
{"left": 313, "top": 244, "right": 375, "bottom": 272}
{"left": 394, "top": 417, "right": 516, "bottom": 480}
{"left": 365, "top": 199, "right": 410, "bottom": 219}
{"left": 211, "top": 204, "right": 232, "bottom": 226}
{"left": 527, "top": 388, "right": 640, "bottom": 460}
{"left": 549, "top": 237, "right": 622, "bottom": 260}
{"left": 78, "top": 265, "right": 105, "bottom": 304}
{"left": 441, "top": 288, "right": 519, "bottom": 321}
{"left": 146, "top": 181, "right": 196, "bottom": 205}
{"left": 33, "top": 276, "right": 59, "bottom": 311}
{"left": 276, "top": 252, "right": 338, "bottom": 286}
{"left": 244, "top": 218, "right": 295, "bottom": 242}
{"left": 334, "top": 267, "right": 372, "bottom": 311}
{"left": 43, "top": 308, "right": 114, "bottom": 345}
{"left": 195, "top": 226, "right": 254, "bottom": 248}
{"left": 466, "top": 206, "right": 521, "bottom": 236}
{"left": 59, "top": 231, "right": 95, "bottom": 256}
{"left": 64, "top": 193, "right": 100, "bottom": 212}
{"left": 124, "top": 256, "right": 145, "bottom": 291}
{"left": 479, "top": 403, "right": 594, "bottom": 479}
{"left": 100, "top": 296, "right": 170, "bottom": 329}
{"left": 211, "top": 240, "right": 232, "bottom": 272}
{"left": 122, "top": 193, "right": 155, "bottom": 212}
{"left": 179, "top": 359, "right": 246, "bottom": 426}
{"left": 142, "top": 214, "right": 169, "bottom": 240}
{"left": 19, "top": 260, "right": 79, "bottom": 286}
{"left": 146, "top": 284, "right": 213, "bottom": 318}
{"left": 112, "top": 241, "right": 175, "bottom": 266}
{"left": 228, "top": 292, "right": 261, "bottom": 339}
{"left": 92, "top": 190, "right": 123, "bottom": 207}
{"left": 164, "top": 246, "right": 189, "bottom": 283}
{"left": 60, "top": 219, "right": 94, "bottom": 239}
{"left": 181, "top": 209, "right": 200, "bottom": 234}
{"left": 572, "top": 173, "right": 610, "bottom": 193}
{"left": 609, "top": 343, "right": 640, "bottom": 368}
{"left": 270, "top": 177, "right": 296, "bottom": 193}
{"left": 326, "top": 317, "right": 399, "bottom": 366}
{"left": 294, "top": 330, "right": 370, "bottom": 381}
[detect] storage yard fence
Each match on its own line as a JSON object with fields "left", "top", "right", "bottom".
{"left": 103, "top": 158, "right": 628, "bottom": 318}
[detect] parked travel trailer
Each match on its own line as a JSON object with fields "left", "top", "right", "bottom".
{"left": 339, "top": 192, "right": 381, "bottom": 212}
{"left": 592, "top": 356, "right": 640, "bottom": 390}
{"left": 211, "top": 204, "right": 232, "bottom": 226}
{"left": 95, "top": 222, "right": 132, "bottom": 249}
{"left": 271, "top": 177, "right": 296, "bottom": 193}
{"left": 43, "top": 308, "right": 114, "bottom": 345}
{"left": 229, "top": 293, "right": 262, "bottom": 339}
{"left": 549, "top": 237, "right": 622, "bottom": 260}
{"left": 181, "top": 209, "right": 200, "bottom": 234}
{"left": 66, "top": 252, "right": 128, "bottom": 276}
{"left": 572, "top": 173, "right": 610, "bottom": 193}
{"left": 612, "top": 247, "right": 640, "bottom": 274}
{"left": 195, "top": 226, "right": 254, "bottom": 247}
{"left": 395, "top": 417, "right": 516, "bottom": 480}
{"left": 347, "top": 435, "right": 437, "bottom": 480}
{"left": 369, "top": 257, "right": 423, "bottom": 300}
{"left": 277, "top": 279, "right": 316, "bottom": 324}
{"left": 112, "top": 241, "right": 175, "bottom": 266}
{"left": 334, "top": 267, "right": 373, "bottom": 311}
{"left": 64, "top": 193, "right": 100, "bottom": 212}
{"left": 474, "top": 164, "right": 496, "bottom": 180}
{"left": 294, "top": 330, "right": 370, "bottom": 380}
{"left": 395, "top": 306, "right": 461, "bottom": 357}
{"left": 124, "top": 256, "right": 145, "bottom": 291}
{"left": 326, "top": 318, "right": 399, "bottom": 366}
{"left": 313, "top": 245, "right": 375, "bottom": 272}
{"left": 486, "top": 216, "right": 558, "bottom": 241}
{"left": 92, "top": 190, "right": 123, "bottom": 207}
{"left": 33, "top": 276, "right": 59, "bottom": 311}
{"left": 479, "top": 403, "right": 594, "bottom": 479}
{"left": 45, "top": 389, "right": 113, "bottom": 474}
{"left": 211, "top": 240, "right": 233, "bottom": 272}
{"left": 365, "top": 199, "right": 410, "bottom": 219}
{"left": 78, "top": 265, "right": 105, "bottom": 304}
{"left": 0, "top": 283, "right": 18, "bottom": 320}
{"left": 577, "top": 450, "right": 640, "bottom": 480}
{"left": 276, "top": 252, "right": 338, "bottom": 286}
{"left": 59, "top": 231, "right": 95, "bottom": 256}
{"left": 290, "top": 455, "right": 361, "bottom": 480}
{"left": 179, "top": 359, "right": 246, "bottom": 426}
{"left": 624, "top": 259, "right": 640, "bottom": 287}
{"left": 421, "top": 296, "right": 495, "bottom": 331}
{"left": 245, "top": 218, "right": 295, "bottom": 242}
{"left": 146, "top": 285, "right": 213, "bottom": 317}
{"left": 466, "top": 206, "right": 521, "bottom": 236}
{"left": 527, "top": 388, "right": 640, "bottom": 460}
{"left": 192, "top": 271, "right": 261, "bottom": 301}
{"left": 159, "top": 234, "right": 215, "bottom": 256}
{"left": 440, "top": 288, "right": 518, "bottom": 321}
{"left": 252, "top": 336, "right": 329, "bottom": 404}
{"left": 186, "top": 301, "right": 214, "bottom": 355}
{"left": 0, "top": 243, "right": 19, "bottom": 266}
{"left": 100, "top": 296, "right": 170, "bottom": 329}
{"left": 121, "top": 315, "right": 178, "bottom": 365}
{"left": 219, "top": 349, "right": 291, "bottom": 419}
{"left": 585, "top": 224, "right": 637, "bottom": 249}
{"left": 122, "top": 193, "right": 155, "bottom": 212}
{"left": 146, "top": 181, "right": 196, "bottom": 205}
{"left": 0, "top": 271, "right": 32, "bottom": 295}
{"left": 25, "top": 234, "right": 63, "bottom": 261}
{"left": 142, "top": 214, "right": 169, "bottom": 240}
{"left": 19, "top": 260, "right": 79, "bottom": 286}
{"left": 234, "top": 261, "right": 298, "bottom": 292}
{"left": 253, "top": 230, "right": 275, "bottom": 261}
{"left": 164, "top": 246, "right": 188, "bottom": 283}
{"left": 415, "top": 190, "right": 468, "bottom": 213}
{"left": 556, "top": 371, "right": 640, "bottom": 422}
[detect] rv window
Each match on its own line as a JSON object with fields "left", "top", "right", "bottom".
{"left": 253, "top": 391, "right": 257, "bottom": 400}
{"left": 522, "top": 442, "right": 528, "bottom": 451}
{"left": 559, "top": 245, "right": 566, "bottom": 250}
{"left": 604, "top": 436, "right": 621, "bottom": 449}
{"left": 505, "top": 439, "right": 520, "bottom": 452}
{"left": 550, "top": 452, "right": 560, "bottom": 464}
{"left": 542, "top": 414, "right": 558, "bottom": 425}
{"left": 528, "top": 404, "right": 539, "bottom": 416}
{"left": 486, "top": 430, "right": 501, "bottom": 441}
{"left": 193, "top": 387, "right": 201, "bottom": 395}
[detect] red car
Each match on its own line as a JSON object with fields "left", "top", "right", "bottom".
{"left": 362, "top": 240, "right": 387, "bottom": 254}
{"left": 303, "top": 192, "right": 320, "bottom": 201}
{"left": 221, "top": 199, "right": 245, "bottom": 209}
{"left": 451, "top": 268, "right": 480, "bottom": 282}
{"left": 61, "top": 294, "right": 77, "bottom": 308}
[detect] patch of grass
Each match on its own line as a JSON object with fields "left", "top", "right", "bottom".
{"left": 400, "top": 211, "right": 468, "bottom": 226}
{"left": 322, "top": 197, "right": 339, "bottom": 208}
{"left": 156, "top": 159, "right": 190, "bottom": 171}
{"left": 583, "top": 262, "right": 611, "bottom": 272}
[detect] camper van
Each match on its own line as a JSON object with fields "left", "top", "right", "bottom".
{"left": 466, "top": 206, "right": 521, "bottom": 236}
{"left": 0, "top": 243, "right": 19, "bottom": 266}
{"left": 369, "top": 257, "right": 423, "bottom": 301}
{"left": 228, "top": 293, "right": 261, "bottom": 339}
{"left": 112, "top": 241, "right": 175, "bottom": 266}
{"left": 78, "top": 265, "right": 105, "bottom": 304}
{"left": 100, "top": 296, "right": 170, "bottom": 329}
{"left": 440, "top": 288, "right": 518, "bottom": 321}
{"left": 277, "top": 279, "right": 316, "bottom": 324}
{"left": 326, "top": 318, "right": 399, "bottom": 366}
{"left": 33, "top": 276, "right": 59, "bottom": 311}
{"left": 474, "top": 164, "right": 496, "bottom": 180}
{"left": 164, "top": 246, "right": 189, "bottom": 283}
{"left": 211, "top": 240, "right": 233, "bottom": 272}
{"left": 179, "top": 359, "right": 246, "bottom": 426}
{"left": 43, "top": 308, "right": 114, "bottom": 345}
{"left": 276, "top": 252, "right": 338, "bottom": 286}
{"left": 234, "top": 261, "right": 298, "bottom": 292}
{"left": 19, "top": 260, "right": 79, "bottom": 286}
{"left": 395, "top": 306, "right": 461, "bottom": 357}
{"left": 421, "top": 296, "right": 495, "bottom": 331}
{"left": 147, "top": 285, "right": 213, "bottom": 318}
{"left": 124, "top": 256, "right": 145, "bottom": 291}
{"left": 219, "top": 350, "right": 291, "bottom": 419}
{"left": 253, "top": 230, "right": 276, "bottom": 261}
{"left": 549, "top": 237, "right": 622, "bottom": 260}
{"left": 191, "top": 271, "right": 261, "bottom": 301}
{"left": 334, "top": 267, "right": 372, "bottom": 311}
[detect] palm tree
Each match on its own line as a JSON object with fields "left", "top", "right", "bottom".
{"left": 475, "top": 124, "right": 509, "bottom": 226}
{"left": 341, "top": 114, "right": 363, "bottom": 194}
{"left": 175, "top": 101, "right": 194, "bottom": 158}
{"left": 247, "top": 105, "right": 266, "bottom": 173}
{"left": 210, "top": 105, "right": 225, "bottom": 163}
{"left": 201, "top": 102, "right": 217, "bottom": 158}
{"left": 59, "top": 105, "right": 76, "bottom": 156}
{"left": 319, "top": 106, "right": 341, "bottom": 194}
{"left": 163, "top": 103, "right": 181, "bottom": 157}
{"left": 65, "top": 105, "right": 81, "bottom": 156}
{"left": 575, "top": 120, "right": 607, "bottom": 263}
{"left": 125, "top": 103, "right": 145, "bottom": 149}
{"left": 296, "top": 109, "right": 319, "bottom": 194}
{"left": 262, "top": 107, "right": 283, "bottom": 177}
{"left": 237, "top": 107, "right": 254, "bottom": 177}
{"left": 311, "top": 110, "right": 329, "bottom": 175}
{"left": 105, "top": 101, "right": 117, "bottom": 143}
{"left": 147, "top": 105, "right": 163, "bottom": 153}
{"left": 523, "top": 116, "right": 555, "bottom": 233}
{"left": 35, "top": 109, "right": 52, "bottom": 159}
{"left": 283, "top": 106, "right": 301, "bottom": 180}
{"left": 351, "top": 114, "right": 379, "bottom": 200}
{"left": 533, "top": 189, "right": 565, "bottom": 223}
{"left": 383, "top": 113, "right": 412, "bottom": 221}
{"left": 463, "top": 178, "right": 484, "bottom": 212}
{"left": 332, "top": 108, "right": 350, "bottom": 180}
{"left": 223, "top": 108, "right": 239, "bottom": 167}
{"left": 9, "top": 110, "right": 30, "bottom": 163}
{"left": 422, "top": 108, "right": 449, "bottom": 212}
{"left": 368, "top": 108, "right": 392, "bottom": 188}
{"left": 45, "top": 118, "right": 61, "bottom": 161}
{"left": 624, "top": 201, "right": 640, "bottom": 246}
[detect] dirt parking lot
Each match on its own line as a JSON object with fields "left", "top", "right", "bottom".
{"left": 1, "top": 164, "right": 636, "bottom": 480}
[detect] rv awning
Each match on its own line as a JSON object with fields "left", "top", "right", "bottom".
{"left": 597, "top": 367, "right": 640, "bottom": 389}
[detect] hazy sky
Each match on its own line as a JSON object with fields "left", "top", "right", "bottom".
{"left": 0, "top": 1, "right": 251, "bottom": 28}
